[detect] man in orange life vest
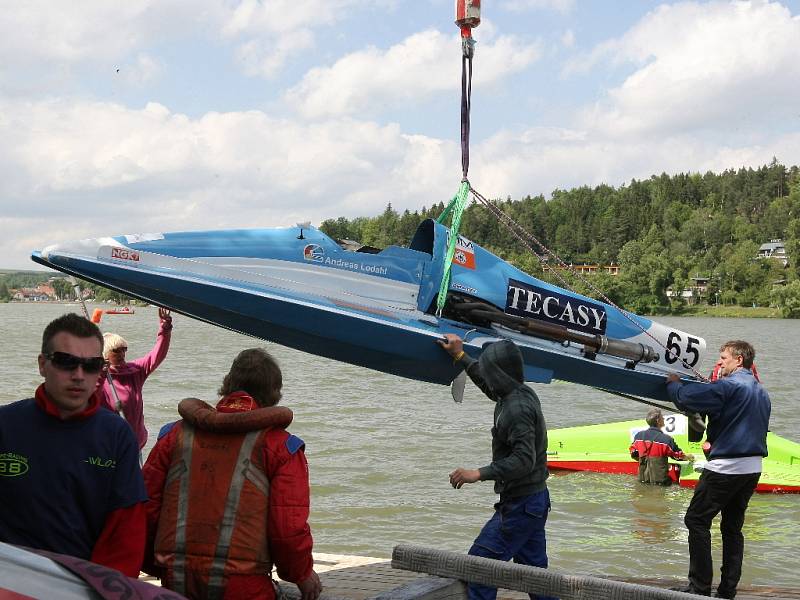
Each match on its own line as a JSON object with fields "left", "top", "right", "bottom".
{"left": 142, "top": 348, "right": 321, "bottom": 600}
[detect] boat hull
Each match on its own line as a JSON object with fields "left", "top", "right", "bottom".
{"left": 31, "top": 246, "right": 692, "bottom": 401}
{"left": 32, "top": 249, "right": 466, "bottom": 384}
{"left": 31, "top": 220, "right": 708, "bottom": 401}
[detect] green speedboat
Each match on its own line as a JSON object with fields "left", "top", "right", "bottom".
{"left": 547, "top": 413, "right": 800, "bottom": 493}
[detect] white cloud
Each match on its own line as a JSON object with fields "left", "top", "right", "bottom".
{"left": 3, "top": 90, "right": 799, "bottom": 270}
{"left": 471, "top": 124, "right": 800, "bottom": 202}
{"left": 0, "top": 1, "right": 216, "bottom": 67}
{"left": 117, "top": 54, "right": 164, "bottom": 86}
{"left": 570, "top": 1, "right": 800, "bottom": 137}
{"left": 0, "top": 98, "right": 459, "bottom": 268}
{"left": 0, "top": 3, "right": 150, "bottom": 64}
{"left": 285, "top": 27, "right": 542, "bottom": 119}
{"left": 2, "top": 1, "right": 798, "bottom": 273}
{"left": 501, "top": 0, "right": 575, "bottom": 14}
{"left": 222, "top": 0, "right": 354, "bottom": 37}
{"left": 222, "top": 0, "right": 363, "bottom": 77}
{"left": 0, "top": 0, "right": 352, "bottom": 87}
{"left": 0, "top": 0, "right": 218, "bottom": 93}
{"left": 234, "top": 30, "right": 316, "bottom": 78}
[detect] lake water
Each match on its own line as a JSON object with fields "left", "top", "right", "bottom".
{"left": 2, "top": 303, "right": 798, "bottom": 587}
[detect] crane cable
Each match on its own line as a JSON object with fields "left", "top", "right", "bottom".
{"left": 466, "top": 185, "right": 710, "bottom": 382}
{"left": 68, "top": 277, "right": 126, "bottom": 416}
{"left": 435, "top": 23, "right": 476, "bottom": 317}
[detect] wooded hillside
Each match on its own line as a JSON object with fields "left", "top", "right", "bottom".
{"left": 321, "top": 160, "right": 800, "bottom": 316}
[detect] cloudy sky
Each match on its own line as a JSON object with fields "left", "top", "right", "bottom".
{"left": 2, "top": 0, "right": 799, "bottom": 269}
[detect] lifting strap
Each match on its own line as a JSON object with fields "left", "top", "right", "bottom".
{"left": 435, "top": 181, "right": 470, "bottom": 316}
{"left": 435, "top": 38, "right": 475, "bottom": 317}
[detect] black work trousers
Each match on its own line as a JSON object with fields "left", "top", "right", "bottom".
{"left": 684, "top": 469, "right": 760, "bottom": 596}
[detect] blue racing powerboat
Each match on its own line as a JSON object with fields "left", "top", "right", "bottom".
{"left": 32, "top": 218, "right": 706, "bottom": 401}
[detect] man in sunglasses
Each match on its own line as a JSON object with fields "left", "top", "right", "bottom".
{"left": 0, "top": 313, "right": 147, "bottom": 577}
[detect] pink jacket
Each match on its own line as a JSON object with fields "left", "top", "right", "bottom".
{"left": 102, "top": 319, "right": 172, "bottom": 448}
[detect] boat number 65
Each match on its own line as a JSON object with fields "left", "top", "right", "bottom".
{"left": 664, "top": 331, "right": 701, "bottom": 368}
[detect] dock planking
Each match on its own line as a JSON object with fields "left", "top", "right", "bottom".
{"left": 143, "top": 553, "right": 800, "bottom": 599}
{"left": 274, "top": 554, "right": 800, "bottom": 600}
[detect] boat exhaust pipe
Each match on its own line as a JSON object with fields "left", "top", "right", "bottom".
{"left": 518, "top": 319, "right": 660, "bottom": 365}
{"left": 458, "top": 303, "right": 659, "bottom": 365}
{"left": 596, "top": 337, "right": 659, "bottom": 364}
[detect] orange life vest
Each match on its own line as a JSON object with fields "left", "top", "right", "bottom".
{"left": 154, "top": 422, "right": 271, "bottom": 599}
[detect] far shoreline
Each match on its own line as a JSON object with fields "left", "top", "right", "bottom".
{"left": 648, "top": 305, "right": 782, "bottom": 318}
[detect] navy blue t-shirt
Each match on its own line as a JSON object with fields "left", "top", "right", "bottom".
{"left": 0, "top": 398, "right": 147, "bottom": 559}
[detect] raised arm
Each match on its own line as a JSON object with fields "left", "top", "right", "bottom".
{"left": 666, "top": 374, "right": 725, "bottom": 418}
{"left": 132, "top": 308, "right": 172, "bottom": 376}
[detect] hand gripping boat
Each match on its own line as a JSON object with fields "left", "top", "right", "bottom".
{"left": 32, "top": 218, "right": 706, "bottom": 401}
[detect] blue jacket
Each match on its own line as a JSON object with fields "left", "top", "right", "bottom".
{"left": 667, "top": 369, "right": 770, "bottom": 459}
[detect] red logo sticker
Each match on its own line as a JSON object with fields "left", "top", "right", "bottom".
{"left": 452, "top": 236, "right": 476, "bottom": 270}
{"left": 111, "top": 247, "right": 140, "bottom": 261}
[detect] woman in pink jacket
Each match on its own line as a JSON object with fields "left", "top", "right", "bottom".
{"left": 102, "top": 308, "right": 173, "bottom": 450}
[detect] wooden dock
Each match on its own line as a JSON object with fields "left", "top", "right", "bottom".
{"left": 142, "top": 551, "right": 800, "bottom": 599}
{"left": 276, "top": 553, "right": 800, "bottom": 600}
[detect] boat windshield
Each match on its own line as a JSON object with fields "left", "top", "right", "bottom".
{"left": 409, "top": 219, "right": 435, "bottom": 257}
{"left": 335, "top": 238, "right": 382, "bottom": 254}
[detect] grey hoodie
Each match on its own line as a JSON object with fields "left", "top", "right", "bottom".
{"left": 461, "top": 340, "right": 549, "bottom": 499}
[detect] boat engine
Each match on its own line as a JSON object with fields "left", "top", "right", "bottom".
{"left": 445, "top": 295, "right": 659, "bottom": 366}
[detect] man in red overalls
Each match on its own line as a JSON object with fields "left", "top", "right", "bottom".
{"left": 142, "top": 348, "right": 321, "bottom": 600}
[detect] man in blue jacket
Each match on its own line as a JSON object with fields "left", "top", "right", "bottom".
{"left": 666, "top": 340, "right": 770, "bottom": 599}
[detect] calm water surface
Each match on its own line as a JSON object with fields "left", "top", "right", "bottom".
{"left": 2, "top": 303, "right": 798, "bottom": 586}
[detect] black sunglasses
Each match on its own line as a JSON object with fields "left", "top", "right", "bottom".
{"left": 45, "top": 352, "right": 106, "bottom": 374}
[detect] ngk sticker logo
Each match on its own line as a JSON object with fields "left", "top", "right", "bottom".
{"left": 111, "top": 247, "right": 140, "bottom": 261}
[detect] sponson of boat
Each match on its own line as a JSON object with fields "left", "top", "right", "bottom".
{"left": 546, "top": 413, "right": 800, "bottom": 493}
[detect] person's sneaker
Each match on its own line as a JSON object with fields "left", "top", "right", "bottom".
{"left": 713, "top": 590, "right": 735, "bottom": 599}
{"left": 670, "top": 584, "right": 711, "bottom": 596}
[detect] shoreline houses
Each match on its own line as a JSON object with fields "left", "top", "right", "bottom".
{"left": 667, "top": 239, "right": 791, "bottom": 304}
{"left": 8, "top": 279, "right": 94, "bottom": 302}
{"left": 11, "top": 283, "right": 56, "bottom": 302}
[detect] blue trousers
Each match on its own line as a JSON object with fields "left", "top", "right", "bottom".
{"left": 467, "top": 489, "right": 558, "bottom": 600}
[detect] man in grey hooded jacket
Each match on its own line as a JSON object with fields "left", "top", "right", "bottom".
{"left": 439, "top": 334, "right": 555, "bottom": 600}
